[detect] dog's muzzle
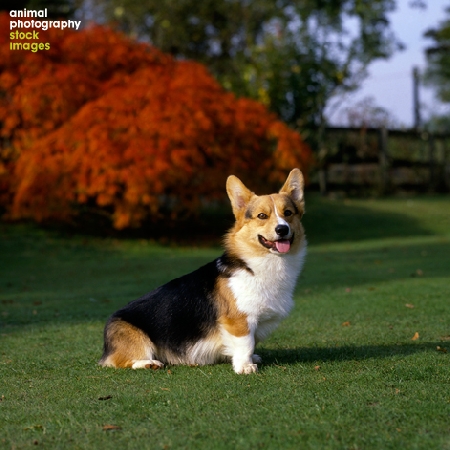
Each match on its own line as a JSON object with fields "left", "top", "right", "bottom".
{"left": 258, "top": 233, "right": 294, "bottom": 254}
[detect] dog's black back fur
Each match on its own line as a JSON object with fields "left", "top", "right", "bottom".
{"left": 104, "top": 253, "right": 252, "bottom": 357}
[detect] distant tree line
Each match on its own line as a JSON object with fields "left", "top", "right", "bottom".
{"left": 2, "top": 0, "right": 407, "bottom": 132}
{"left": 3, "top": 0, "right": 448, "bottom": 132}
{"left": 424, "top": 4, "right": 450, "bottom": 133}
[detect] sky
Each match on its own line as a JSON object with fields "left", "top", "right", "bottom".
{"left": 328, "top": 0, "right": 449, "bottom": 128}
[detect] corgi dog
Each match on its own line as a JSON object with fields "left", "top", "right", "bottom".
{"left": 99, "top": 169, "right": 307, "bottom": 374}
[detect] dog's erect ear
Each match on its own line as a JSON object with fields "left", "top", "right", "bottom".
{"left": 279, "top": 168, "right": 304, "bottom": 207}
{"left": 226, "top": 175, "right": 254, "bottom": 217}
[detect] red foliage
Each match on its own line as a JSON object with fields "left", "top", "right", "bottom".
{"left": 0, "top": 13, "right": 312, "bottom": 228}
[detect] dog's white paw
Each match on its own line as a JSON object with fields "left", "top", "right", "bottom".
{"left": 251, "top": 354, "right": 262, "bottom": 364}
{"left": 234, "top": 363, "right": 258, "bottom": 374}
{"left": 243, "top": 363, "right": 258, "bottom": 374}
{"left": 132, "top": 360, "right": 164, "bottom": 370}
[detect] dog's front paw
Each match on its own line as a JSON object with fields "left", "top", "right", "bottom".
{"left": 234, "top": 362, "right": 258, "bottom": 374}
{"left": 243, "top": 363, "right": 258, "bottom": 374}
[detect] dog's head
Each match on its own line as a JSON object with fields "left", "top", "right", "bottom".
{"left": 226, "top": 169, "right": 305, "bottom": 256}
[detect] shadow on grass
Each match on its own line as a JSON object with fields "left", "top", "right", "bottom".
{"left": 1, "top": 194, "right": 448, "bottom": 333}
{"left": 301, "top": 194, "right": 435, "bottom": 246}
{"left": 1, "top": 239, "right": 449, "bottom": 333}
{"left": 259, "top": 342, "right": 443, "bottom": 366}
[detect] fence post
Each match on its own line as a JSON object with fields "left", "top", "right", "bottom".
{"left": 378, "top": 127, "right": 388, "bottom": 194}
{"left": 444, "top": 137, "right": 450, "bottom": 191}
{"left": 428, "top": 134, "right": 436, "bottom": 192}
{"left": 318, "top": 163, "right": 327, "bottom": 196}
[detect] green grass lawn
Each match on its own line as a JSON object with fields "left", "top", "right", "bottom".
{"left": 1, "top": 194, "right": 449, "bottom": 449}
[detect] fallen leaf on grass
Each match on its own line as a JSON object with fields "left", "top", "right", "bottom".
{"left": 160, "top": 388, "right": 170, "bottom": 391}
{"left": 411, "top": 269, "right": 424, "bottom": 277}
{"left": 345, "top": 288, "right": 352, "bottom": 293}
{"left": 405, "top": 303, "right": 415, "bottom": 309}
{"left": 24, "top": 425, "right": 43, "bottom": 431}
{"left": 440, "top": 335, "right": 450, "bottom": 341}
{"left": 314, "top": 365, "right": 321, "bottom": 371}
{"left": 436, "top": 346, "right": 447, "bottom": 353}
{"left": 98, "top": 395, "right": 112, "bottom": 401}
{"left": 342, "top": 321, "right": 351, "bottom": 327}
{"left": 103, "top": 425, "right": 121, "bottom": 431}
{"left": 411, "top": 332, "right": 419, "bottom": 341}
{"left": 0, "top": 395, "right": 4, "bottom": 401}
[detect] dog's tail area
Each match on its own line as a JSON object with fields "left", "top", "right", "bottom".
{"left": 99, "top": 318, "right": 156, "bottom": 369}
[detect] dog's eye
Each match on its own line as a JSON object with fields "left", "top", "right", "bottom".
{"left": 257, "top": 213, "right": 268, "bottom": 220}
{"left": 284, "top": 210, "right": 293, "bottom": 217}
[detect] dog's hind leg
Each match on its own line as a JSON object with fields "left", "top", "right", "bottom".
{"left": 99, "top": 319, "right": 163, "bottom": 369}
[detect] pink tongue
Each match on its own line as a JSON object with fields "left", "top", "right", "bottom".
{"left": 275, "top": 240, "right": 290, "bottom": 253}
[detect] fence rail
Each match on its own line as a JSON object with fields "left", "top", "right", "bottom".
{"left": 310, "top": 127, "right": 450, "bottom": 194}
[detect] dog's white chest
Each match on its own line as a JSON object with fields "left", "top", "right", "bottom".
{"left": 228, "top": 244, "right": 306, "bottom": 327}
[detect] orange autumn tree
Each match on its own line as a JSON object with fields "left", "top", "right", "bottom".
{"left": 0, "top": 13, "right": 312, "bottom": 229}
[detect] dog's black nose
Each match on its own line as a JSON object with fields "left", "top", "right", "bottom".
{"left": 275, "top": 224, "right": 289, "bottom": 237}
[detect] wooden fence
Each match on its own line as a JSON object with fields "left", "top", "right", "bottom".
{"left": 309, "top": 127, "right": 450, "bottom": 195}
